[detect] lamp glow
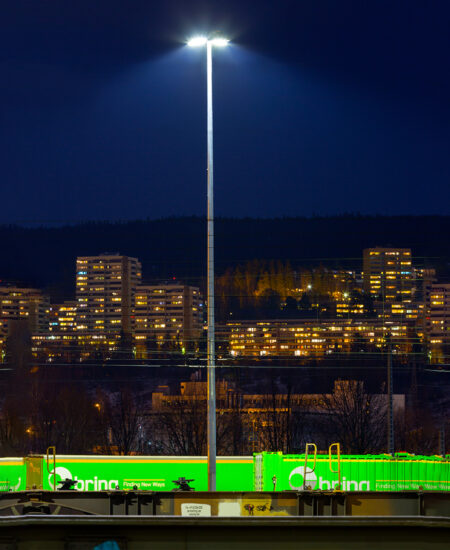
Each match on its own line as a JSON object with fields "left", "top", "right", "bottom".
{"left": 187, "top": 36, "right": 229, "bottom": 48}
{"left": 187, "top": 36, "right": 208, "bottom": 47}
{"left": 210, "top": 37, "right": 229, "bottom": 47}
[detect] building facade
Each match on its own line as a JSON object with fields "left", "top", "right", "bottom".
{"left": 426, "top": 283, "right": 450, "bottom": 363}
{"left": 49, "top": 301, "right": 77, "bottom": 333}
{"left": 218, "top": 318, "right": 413, "bottom": 358}
{"left": 0, "top": 286, "right": 49, "bottom": 341}
{"left": 134, "top": 284, "right": 203, "bottom": 352}
{"left": 363, "top": 247, "right": 413, "bottom": 304}
{"left": 76, "top": 254, "right": 142, "bottom": 340}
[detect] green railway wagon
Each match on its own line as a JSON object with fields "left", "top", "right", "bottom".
{"left": 3, "top": 451, "right": 450, "bottom": 493}
{"left": 42, "top": 455, "right": 254, "bottom": 492}
{"left": 254, "top": 451, "right": 450, "bottom": 492}
{"left": 0, "top": 458, "right": 26, "bottom": 491}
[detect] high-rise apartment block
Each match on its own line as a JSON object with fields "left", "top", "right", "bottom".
{"left": 134, "top": 284, "right": 203, "bottom": 351}
{"left": 425, "top": 283, "right": 450, "bottom": 363}
{"left": 49, "top": 301, "right": 77, "bottom": 333}
{"left": 0, "top": 287, "right": 49, "bottom": 334}
{"left": 363, "top": 247, "right": 413, "bottom": 303}
{"left": 33, "top": 301, "right": 78, "bottom": 361}
{"left": 76, "top": 255, "right": 142, "bottom": 336}
{"left": 0, "top": 287, "right": 49, "bottom": 353}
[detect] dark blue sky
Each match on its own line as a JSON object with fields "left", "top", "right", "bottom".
{"left": 1, "top": 0, "right": 449, "bottom": 223}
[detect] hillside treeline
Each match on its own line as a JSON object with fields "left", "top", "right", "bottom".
{"left": 215, "top": 260, "right": 361, "bottom": 319}
{"left": 0, "top": 215, "right": 447, "bottom": 301}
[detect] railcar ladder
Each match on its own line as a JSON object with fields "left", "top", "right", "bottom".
{"left": 46, "top": 446, "right": 56, "bottom": 491}
{"left": 329, "top": 442, "right": 341, "bottom": 490}
{"left": 303, "top": 443, "right": 317, "bottom": 490}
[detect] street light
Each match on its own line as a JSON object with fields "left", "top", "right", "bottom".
{"left": 188, "top": 34, "right": 229, "bottom": 491}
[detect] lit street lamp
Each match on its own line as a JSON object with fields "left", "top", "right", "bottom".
{"left": 188, "top": 35, "right": 229, "bottom": 491}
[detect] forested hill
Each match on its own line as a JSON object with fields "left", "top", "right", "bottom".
{"left": 0, "top": 215, "right": 448, "bottom": 301}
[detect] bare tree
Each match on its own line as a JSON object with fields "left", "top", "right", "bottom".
{"left": 217, "top": 397, "right": 246, "bottom": 455}
{"left": 256, "top": 393, "right": 292, "bottom": 453}
{"left": 27, "top": 377, "right": 59, "bottom": 453}
{"left": 318, "top": 380, "right": 386, "bottom": 453}
{"left": 255, "top": 395, "right": 308, "bottom": 453}
{"left": 98, "top": 389, "right": 148, "bottom": 455}
{"left": 253, "top": 374, "right": 308, "bottom": 454}
{"left": 396, "top": 407, "right": 440, "bottom": 455}
{"left": 150, "top": 397, "right": 207, "bottom": 455}
{"left": 53, "top": 386, "right": 98, "bottom": 453}
{"left": 0, "top": 397, "right": 27, "bottom": 455}
{"left": 6, "top": 320, "right": 32, "bottom": 376}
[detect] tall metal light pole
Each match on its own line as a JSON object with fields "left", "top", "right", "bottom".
{"left": 387, "top": 341, "right": 395, "bottom": 454}
{"left": 188, "top": 35, "right": 229, "bottom": 491}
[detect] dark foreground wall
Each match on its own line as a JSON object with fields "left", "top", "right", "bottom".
{"left": 1, "top": 490, "right": 450, "bottom": 517}
{"left": 0, "top": 516, "right": 448, "bottom": 550}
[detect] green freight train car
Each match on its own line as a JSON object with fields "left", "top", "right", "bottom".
{"left": 0, "top": 458, "right": 26, "bottom": 492}
{"left": 44, "top": 455, "right": 254, "bottom": 491}
{"left": 1, "top": 451, "right": 449, "bottom": 492}
{"left": 254, "top": 450, "right": 450, "bottom": 492}
{"left": 8, "top": 455, "right": 254, "bottom": 492}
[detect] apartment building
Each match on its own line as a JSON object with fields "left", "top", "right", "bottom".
{"left": 134, "top": 284, "right": 203, "bottom": 352}
{"left": 363, "top": 247, "right": 413, "bottom": 304}
{"left": 218, "top": 318, "right": 412, "bottom": 358}
{"left": 76, "top": 254, "right": 142, "bottom": 337}
{"left": 0, "top": 286, "right": 49, "bottom": 338}
{"left": 49, "top": 301, "right": 77, "bottom": 333}
{"left": 334, "top": 301, "right": 366, "bottom": 317}
{"left": 425, "top": 283, "right": 450, "bottom": 363}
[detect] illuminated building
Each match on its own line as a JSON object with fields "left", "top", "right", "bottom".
{"left": 363, "top": 247, "right": 413, "bottom": 304}
{"left": 31, "top": 301, "right": 80, "bottom": 363}
{"left": 331, "top": 270, "right": 359, "bottom": 292}
{"left": 425, "top": 283, "right": 450, "bottom": 363}
{"left": 335, "top": 302, "right": 366, "bottom": 317}
{"left": 49, "top": 301, "right": 77, "bottom": 332}
{"left": 384, "top": 267, "right": 436, "bottom": 324}
{"left": 134, "top": 284, "right": 203, "bottom": 353}
{"left": 76, "top": 255, "right": 142, "bottom": 338}
{"left": 379, "top": 301, "right": 424, "bottom": 322}
{"left": 0, "top": 286, "right": 49, "bottom": 339}
{"left": 412, "top": 267, "right": 436, "bottom": 302}
{"left": 218, "top": 318, "right": 412, "bottom": 358}
{"left": 152, "top": 380, "right": 229, "bottom": 410}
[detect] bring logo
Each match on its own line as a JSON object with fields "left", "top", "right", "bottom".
{"left": 288, "top": 466, "right": 317, "bottom": 490}
{"left": 48, "top": 467, "right": 119, "bottom": 491}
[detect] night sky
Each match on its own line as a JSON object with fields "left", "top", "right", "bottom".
{"left": 1, "top": 1, "right": 449, "bottom": 223}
